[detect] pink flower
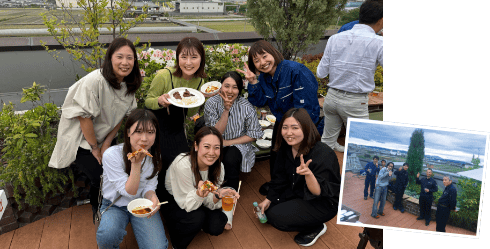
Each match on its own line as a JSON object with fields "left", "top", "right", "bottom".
{"left": 144, "top": 62, "right": 149, "bottom": 67}
{"left": 231, "top": 49, "right": 239, "bottom": 54}
{"left": 140, "top": 69, "right": 146, "bottom": 77}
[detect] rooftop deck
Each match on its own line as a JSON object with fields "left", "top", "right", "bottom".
{"left": 0, "top": 148, "right": 376, "bottom": 249}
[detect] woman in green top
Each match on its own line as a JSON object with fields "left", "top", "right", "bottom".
{"left": 145, "top": 37, "right": 213, "bottom": 201}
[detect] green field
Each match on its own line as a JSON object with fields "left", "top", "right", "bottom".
{"left": 189, "top": 21, "right": 255, "bottom": 32}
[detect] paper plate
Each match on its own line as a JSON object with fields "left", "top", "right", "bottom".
{"left": 201, "top": 81, "right": 222, "bottom": 95}
{"left": 262, "top": 129, "right": 273, "bottom": 139}
{"left": 266, "top": 115, "right": 276, "bottom": 124}
{"left": 168, "top": 87, "right": 205, "bottom": 108}
{"left": 256, "top": 139, "right": 272, "bottom": 149}
{"left": 258, "top": 120, "right": 271, "bottom": 128}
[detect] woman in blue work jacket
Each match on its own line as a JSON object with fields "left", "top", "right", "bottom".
{"left": 237, "top": 40, "right": 323, "bottom": 195}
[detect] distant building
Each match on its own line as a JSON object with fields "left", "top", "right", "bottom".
{"left": 176, "top": 0, "right": 225, "bottom": 14}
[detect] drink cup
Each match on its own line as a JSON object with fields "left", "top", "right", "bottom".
{"left": 221, "top": 187, "right": 236, "bottom": 211}
{"left": 260, "top": 110, "right": 267, "bottom": 120}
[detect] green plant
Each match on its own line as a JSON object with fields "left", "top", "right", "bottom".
{"left": 0, "top": 83, "right": 77, "bottom": 209}
{"left": 446, "top": 177, "right": 481, "bottom": 232}
{"left": 205, "top": 43, "right": 249, "bottom": 81}
{"left": 299, "top": 59, "right": 328, "bottom": 97}
{"left": 247, "top": 0, "right": 347, "bottom": 60}
{"left": 338, "top": 7, "right": 360, "bottom": 26}
{"left": 406, "top": 129, "right": 425, "bottom": 185}
{"left": 40, "top": 0, "right": 147, "bottom": 73}
{"left": 374, "top": 65, "right": 383, "bottom": 92}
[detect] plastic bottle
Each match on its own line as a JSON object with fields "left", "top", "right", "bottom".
{"left": 253, "top": 202, "right": 268, "bottom": 223}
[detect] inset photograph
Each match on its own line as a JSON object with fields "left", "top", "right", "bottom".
{"left": 338, "top": 119, "right": 487, "bottom": 237}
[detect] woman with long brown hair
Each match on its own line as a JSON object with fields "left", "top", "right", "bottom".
{"left": 96, "top": 109, "right": 167, "bottom": 248}
{"left": 163, "top": 126, "right": 239, "bottom": 249}
{"left": 255, "top": 108, "right": 340, "bottom": 247}
{"left": 49, "top": 37, "right": 141, "bottom": 220}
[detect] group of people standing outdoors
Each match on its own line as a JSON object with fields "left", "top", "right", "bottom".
{"left": 45, "top": 0, "right": 384, "bottom": 248}
{"left": 362, "top": 157, "right": 458, "bottom": 233}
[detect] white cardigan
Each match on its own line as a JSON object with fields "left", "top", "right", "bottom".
{"left": 165, "top": 153, "right": 224, "bottom": 212}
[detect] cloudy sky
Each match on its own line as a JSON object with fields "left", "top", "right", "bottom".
{"left": 347, "top": 120, "right": 488, "bottom": 165}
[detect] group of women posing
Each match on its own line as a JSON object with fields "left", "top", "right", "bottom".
{"left": 49, "top": 36, "right": 340, "bottom": 249}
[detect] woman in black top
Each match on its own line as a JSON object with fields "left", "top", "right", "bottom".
{"left": 255, "top": 108, "right": 341, "bottom": 247}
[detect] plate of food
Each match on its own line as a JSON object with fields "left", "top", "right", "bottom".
{"left": 127, "top": 198, "right": 154, "bottom": 218}
{"left": 168, "top": 87, "right": 205, "bottom": 108}
{"left": 262, "top": 129, "right": 273, "bottom": 139}
{"left": 256, "top": 139, "right": 272, "bottom": 149}
{"left": 201, "top": 81, "right": 222, "bottom": 95}
{"left": 258, "top": 120, "right": 271, "bottom": 128}
{"left": 266, "top": 115, "right": 276, "bottom": 124}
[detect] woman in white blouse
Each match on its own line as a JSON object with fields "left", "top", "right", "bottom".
{"left": 163, "top": 126, "right": 239, "bottom": 249}
{"left": 203, "top": 71, "right": 263, "bottom": 190}
{"left": 96, "top": 109, "right": 168, "bottom": 249}
{"left": 49, "top": 37, "right": 140, "bottom": 220}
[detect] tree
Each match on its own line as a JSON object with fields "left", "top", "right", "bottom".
{"left": 406, "top": 129, "right": 425, "bottom": 184}
{"left": 40, "top": 0, "right": 147, "bottom": 74}
{"left": 471, "top": 157, "right": 480, "bottom": 167}
{"left": 247, "top": 0, "right": 347, "bottom": 60}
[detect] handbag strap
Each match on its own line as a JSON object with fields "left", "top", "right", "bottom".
{"left": 98, "top": 174, "right": 122, "bottom": 215}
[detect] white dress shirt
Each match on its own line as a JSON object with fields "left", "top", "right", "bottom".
{"left": 101, "top": 144, "right": 158, "bottom": 207}
{"left": 317, "top": 24, "right": 383, "bottom": 93}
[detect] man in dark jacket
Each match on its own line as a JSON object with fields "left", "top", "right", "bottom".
{"left": 393, "top": 163, "right": 409, "bottom": 212}
{"left": 416, "top": 168, "right": 439, "bottom": 226}
{"left": 364, "top": 156, "right": 379, "bottom": 200}
{"left": 436, "top": 175, "right": 458, "bottom": 232}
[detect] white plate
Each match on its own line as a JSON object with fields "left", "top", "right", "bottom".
{"left": 266, "top": 115, "right": 276, "bottom": 124}
{"left": 256, "top": 139, "right": 272, "bottom": 149}
{"left": 127, "top": 198, "right": 154, "bottom": 218}
{"left": 201, "top": 81, "right": 222, "bottom": 94}
{"left": 258, "top": 120, "right": 271, "bottom": 128}
{"left": 262, "top": 129, "right": 273, "bottom": 139}
{"left": 168, "top": 87, "right": 205, "bottom": 108}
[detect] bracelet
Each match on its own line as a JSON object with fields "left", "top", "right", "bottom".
{"left": 214, "top": 193, "right": 221, "bottom": 200}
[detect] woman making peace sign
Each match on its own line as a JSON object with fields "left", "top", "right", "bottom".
{"left": 255, "top": 108, "right": 340, "bottom": 247}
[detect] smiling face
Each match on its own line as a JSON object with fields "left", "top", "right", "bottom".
{"left": 194, "top": 134, "right": 221, "bottom": 168}
{"left": 281, "top": 117, "right": 304, "bottom": 151}
{"left": 252, "top": 51, "right": 277, "bottom": 76}
{"left": 178, "top": 48, "right": 201, "bottom": 79}
{"left": 111, "top": 45, "right": 135, "bottom": 83}
{"left": 128, "top": 121, "right": 156, "bottom": 152}
{"left": 403, "top": 164, "right": 409, "bottom": 171}
{"left": 220, "top": 77, "right": 239, "bottom": 103}
{"left": 443, "top": 177, "right": 452, "bottom": 187}
{"left": 426, "top": 169, "right": 432, "bottom": 178}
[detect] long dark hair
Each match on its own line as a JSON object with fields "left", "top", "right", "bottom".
{"left": 220, "top": 71, "right": 244, "bottom": 99}
{"left": 273, "top": 108, "right": 320, "bottom": 156}
{"left": 123, "top": 109, "right": 162, "bottom": 179}
{"left": 187, "top": 126, "right": 223, "bottom": 188}
{"left": 173, "top": 37, "right": 207, "bottom": 79}
{"left": 102, "top": 37, "right": 142, "bottom": 96}
{"left": 247, "top": 40, "right": 284, "bottom": 74}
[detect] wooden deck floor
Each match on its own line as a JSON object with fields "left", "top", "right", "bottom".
{"left": 341, "top": 172, "right": 476, "bottom": 236}
{"left": 0, "top": 149, "right": 376, "bottom": 249}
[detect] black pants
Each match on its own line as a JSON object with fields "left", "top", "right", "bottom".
{"left": 393, "top": 187, "right": 405, "bottom": 209}
{"left": 75, "top": 147, "right": 103, "bottom": 215}
{"left": 364, "top": 176, "right": 375, "bottom": 198}
{"left": 419, "top": 195, "right": 433, "bottom": 222}
{"left": 162, "top": 196, "right": 228, "bottom": 249}
{"left": 221, "top": 146, "right": 242, "bottom": 191}
{"left": 436, "top": 204, "right": 450, "bottom": 232}
{"left": 265, "top": 197, "right": 337, "bottom": 233}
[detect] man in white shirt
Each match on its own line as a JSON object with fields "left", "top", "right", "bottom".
{"left": 317, "top": 0, "right": 383, "bottom": 152}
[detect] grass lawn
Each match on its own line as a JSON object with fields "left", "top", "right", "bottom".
{"left": 369, "top": 111, "right": 383, "bottom": 121}
{"left": 189, "top": 21, "right": 255, "bottom": 32}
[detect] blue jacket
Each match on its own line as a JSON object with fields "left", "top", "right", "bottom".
{"left": 247, "top": 60, "right": 322, "bottom": 133}
{"left": 338, "top": 20, "right": 359, "bottom": 33}
{"left": 438, "top": 184, "right": 457, "bottom": 210}
{"left": 364, "top": 162, "right": 378, "bottom": 178}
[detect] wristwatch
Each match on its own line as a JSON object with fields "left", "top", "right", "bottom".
{"left": 214, "top": 193, "right": 221, "bottom": 200}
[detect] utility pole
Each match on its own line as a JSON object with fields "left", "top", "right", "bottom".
{"left": 243, "top": 8, "right": 247, "bottom": 32}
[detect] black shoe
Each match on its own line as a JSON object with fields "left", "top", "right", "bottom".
{"left": 259, "top": 182, "right": 270, "bottom": 196}
{"left": 400, "top": 208, "right": 405, "bottom": 213}
{"left": 416, "top": 217, "right": 424, "bottom": 220}
{"left": 425, "top": 220, "right": 430, "bottom": 226}
{"left": 364, "top": 197, "right": 367, "bottom": 200}
{"left": 294, "top": 224, "right": 327, "bottom": 247}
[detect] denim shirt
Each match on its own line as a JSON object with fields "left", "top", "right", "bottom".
{"left": 247, "top": 60, "right": 320, "bottom": 127}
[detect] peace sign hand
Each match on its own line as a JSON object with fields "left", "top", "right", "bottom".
{"left": 236, "top": 63, "right": 258, "bottom": 85}
{"left": 296, "top": 154, "right": 313, "bottom": 176}
{"left": 218, "top": 90, "right": 234, "bottom": 111}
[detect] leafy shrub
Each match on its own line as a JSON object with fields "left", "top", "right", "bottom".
{"left": 339, "top": 8, "right": 360, "bottom": 26}
{"left": 0, "top": 83, "right": 76, "bottom": 208}
{"left": 374, "top": 65, "right": 383, "bottom": 91}
{"left": 447, "top": 177, "right": 480, "bottom": 232}
{"left": 204, "top": 43, "right": 249, "bottom": 81}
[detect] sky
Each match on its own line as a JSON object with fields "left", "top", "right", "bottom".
{"left": 347, "top": 120, "right": 488, "bottom": 165}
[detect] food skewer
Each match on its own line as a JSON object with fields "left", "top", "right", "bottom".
{"left": 232, "top": 181, "right": 242, "bottom": 215}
